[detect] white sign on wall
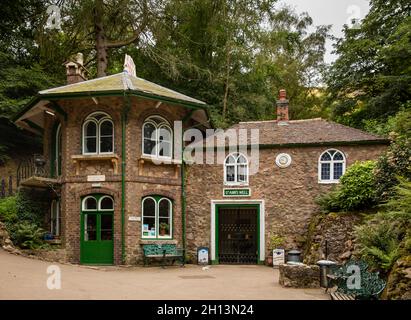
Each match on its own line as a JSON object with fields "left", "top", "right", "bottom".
{"left": 87, "top": 175, "right": 106, "bottom": 182}
{"left": 273, "top": 249, "right": 285, "bottom": 267}
{"left": 128, "top": 216, "right": 141, "bottom": 222}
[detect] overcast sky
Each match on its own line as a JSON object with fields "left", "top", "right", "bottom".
{"left": 278, "top": 0, "right": 370, "bottom": 64}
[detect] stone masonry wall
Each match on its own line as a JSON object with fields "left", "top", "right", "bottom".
{"left": 185, "top": 144, "right": 387, "bottom": 262}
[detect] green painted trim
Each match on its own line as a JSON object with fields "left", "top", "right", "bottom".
{"left": 23, "top": 119, "right": 44, "bottom": 134}
{"left": 214, "top": 204, "right": 260, "bottom": 265}
{"left": 120, "top": 94, "right": 131, "bottom": 264}
{"left": 49, "top": 101, "right": 68, "bottom": 121}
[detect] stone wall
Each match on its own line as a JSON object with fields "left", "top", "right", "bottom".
{"left": 185, "top": 144, "right": 386, "bottom": 263}
{"left": 279, "top": 263, "right": 320, "bottom": 288}
{"left": 303, "top": 212, "right": 364, "bottom": 265}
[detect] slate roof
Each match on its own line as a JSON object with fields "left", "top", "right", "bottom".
{"left": 198, "top": 118, "right": 388, "bottom": 147}
{"left": 39, "top": 72, "right": 206, "bottom": 106}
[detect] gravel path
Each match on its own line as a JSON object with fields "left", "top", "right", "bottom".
{"left": 0, "top": 249, "right": 328, "bottom": 300}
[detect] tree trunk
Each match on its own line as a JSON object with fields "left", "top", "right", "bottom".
{"left": 94, "top": 0, "right": 108, "bottom": 77}
{"left": 222, "top": 47, "right": 231, "bottom": 119}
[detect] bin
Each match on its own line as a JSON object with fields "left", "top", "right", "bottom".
{"left": 317, "top": 260, "right": 337, "bottom": 288}
{"left": 287, "top": 250, "right": 301, "bottom": 263}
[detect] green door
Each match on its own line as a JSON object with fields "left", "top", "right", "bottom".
{"left": 80, "top": 194, "right": 114, "bottom": 265}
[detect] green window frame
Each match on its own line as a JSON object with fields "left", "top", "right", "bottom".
{"left": 141, "top": 196, "right": 173, "bottom": 239}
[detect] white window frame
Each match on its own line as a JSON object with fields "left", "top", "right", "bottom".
{"left": 141, "top": 196, "right": 173, "bottom": 240}
{"left": 98, "top": 196, "right": 114, "bottom": 211}
{"left": 318, "top": 149, "right": 346, "bottom": 184}
{"left": 82, "top": 112, "right": 114, "bottom": 155}
{"left": 141, "top": 115, "right": 173, "bottom": 160}
{"left": 82, "top": 196, "right": 98, "bottom": 211}
{"left": 224, "top": 152, "right": 249, "bottom": 186}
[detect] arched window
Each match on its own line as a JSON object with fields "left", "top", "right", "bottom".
{"left": 99, "top": 196, "right": 114, "bottom": 211}
{"left": 224, "top": 153, "right": 249, "bottom": 185}
{"left": 142, "top": 116, "right": 172, "bottom": 158}
{"left": 82, "top": 196, "right": 97, "bottom": 211}
{"left": 82, "top": 112, "right": 114, "bottom": 154}
{"left": 319, "top": 149, "right": 346, "bottom": 183}
{"left": 141, "top": 196, "right": 172, "bottom": 239}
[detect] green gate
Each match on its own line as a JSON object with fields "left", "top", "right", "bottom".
{"left": 80, "top": 194, "right": 114, "bottom": 265}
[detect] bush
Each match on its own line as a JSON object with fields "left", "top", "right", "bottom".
{"left": 0, "top": 196, "right": 17, "bottom": 222}
{"left": 11, "top": 221, "right": 45, "bottom": 249}
{"left": 317, "top": 161, "right": 377, "bottom": 212}
{"left": 355, "top": 178, "right": 411, "bottom": 272}
{"left": 374, "top": 136, "right": 411, "bottom": 200}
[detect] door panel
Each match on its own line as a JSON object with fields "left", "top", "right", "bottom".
{"left": 81, "top": 198, "right": 114, "bottom": 265}
{"left": 218, "top": 207, "right": 258, "bottom": 264}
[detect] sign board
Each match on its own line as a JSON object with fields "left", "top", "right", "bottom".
{"left": 128, "top": 216, "right": 141, "bottom": 222}
{"left": 223, "top": 188, "right": 251, "bottom": 197}
{"left": 123, "top": 54, "right": 136, "bottom": 77}
{"left": 273, "top": 249, "right": 285, "bottom": 267}
{"left": 197, "top": 247, "right": 209, "bottom": 265}
{"left": 87, "top": 175, "right": 105, "bottom": 182}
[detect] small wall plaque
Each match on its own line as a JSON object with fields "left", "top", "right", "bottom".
{"left": 275, "top": 153, "right": 292, "bottom": 168}
{"left": 128, "top": 216, "right": 141, "bottom": 222}
{"left": 87, "top": 175, "right": 106, "bottom": 182}
{"left": 223, "top": 188, "right": 251, "bottom": 197}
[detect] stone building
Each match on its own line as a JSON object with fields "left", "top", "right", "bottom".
{"left": 14, "top": 55, "right": 389, "bottom": 265}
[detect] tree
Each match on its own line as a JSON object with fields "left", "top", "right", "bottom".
{"left": 326, "top": 0, "right": 411, "bottom": 129}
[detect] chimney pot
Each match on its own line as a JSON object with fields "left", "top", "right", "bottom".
{"left": 276, "top": 89, "right": 289, "bottom": 122}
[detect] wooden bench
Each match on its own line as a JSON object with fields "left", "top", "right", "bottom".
{"left": 142, "top": 244, "right": 185, "bottom": 268}
{"left": 327, "top": 259, "right": 386, "bottom": 300}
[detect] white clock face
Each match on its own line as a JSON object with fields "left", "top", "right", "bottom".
{"left": 276, "top": 153, "right": 292, "bottom": 168}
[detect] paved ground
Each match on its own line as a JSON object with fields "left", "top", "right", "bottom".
{"left": 0, "top": 249, "right": 328, "bottom": 300}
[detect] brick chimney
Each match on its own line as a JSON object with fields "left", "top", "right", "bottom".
{"left": 63, "top": 53, "right": 88, "bottom": 84}
{"left": 276, "top": 89, "right": 289, "bottom": 122}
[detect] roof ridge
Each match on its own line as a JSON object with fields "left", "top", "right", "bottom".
{"left": 238, "top": 117, "right": 323, "bottom": 125}
{"left": 39, "top": 73, "right": 121, "bottom": 94}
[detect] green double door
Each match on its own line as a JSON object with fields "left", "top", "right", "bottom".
{"left": 80, "top": 196, "right": 114, "bottom": 265}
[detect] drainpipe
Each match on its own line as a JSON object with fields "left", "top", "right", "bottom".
{"left": 121, "top": 92, "right": 131, "bottom": 264}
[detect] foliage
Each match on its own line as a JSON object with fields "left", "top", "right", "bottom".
{"left": 374, "top": 136, "right": 411, "bottom": 200}
{"left": 11, "top": 221, "right": 45, "bottom": 249}
{"left": 269, "top": 232, "right": 285, "bottom": 249}
{"left": 317, "top": 161, "right": 378, "bottom": 212}
{"left": 355, "top": 178, "right": 411, "bottom": 271}
{"left": 0, "top": 196, "right": 18, "bottom": 222}
{"left": 325, "top": 0, "right": 411, "bottom": 130}
{"left": 159, "top": 222, "right": 169, "bottom": 231}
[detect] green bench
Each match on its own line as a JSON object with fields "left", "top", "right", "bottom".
{"left": 142, "top": 244, "right": 185, "bottom": 268}
{"left": 327, "top": 259, "right": 386, "bottom": 300}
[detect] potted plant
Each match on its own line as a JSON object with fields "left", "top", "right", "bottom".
{"left": 267, "top": 231, "right": 285, "bottom": 266}
{"left": 159, "top": 222, "right": 169, "bottom": 236}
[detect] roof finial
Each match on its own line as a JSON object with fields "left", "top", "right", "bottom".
{"left": 123, "top": 54, "right": 136, "bottom": 77}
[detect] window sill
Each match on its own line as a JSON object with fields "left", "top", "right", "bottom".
{"left": 140, "top": 239, "right": 177, "bottom": 245}
{"left": 140, "top": 155, "right": 182, "bottom": 165}
{"left": 318, "top": 180, "right": 340, "bottom": 184}
{"left": 71, "top": 154, "right": 119, "bottom": 175}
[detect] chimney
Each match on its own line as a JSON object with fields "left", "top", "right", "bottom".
{"left": 276, "top": 89, "right": 289, "bottom": 123}
{"left": 63, "top": 53, "right": 88, "bottom": 84}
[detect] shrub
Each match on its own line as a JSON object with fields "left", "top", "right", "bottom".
{"left": 374, "top": 136, "right": 411, "bottom": 200}
{"left": 355, "top": 178, "right": 411, "bottom": 272}
{"left": 11, "top": 221, "right": 45, "bottom": 249}
{"left": 317, "top": 161, "right": 377, "bottom": 212}
{"left": 0, "top": 196, "right": 17, "bottom": 222}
